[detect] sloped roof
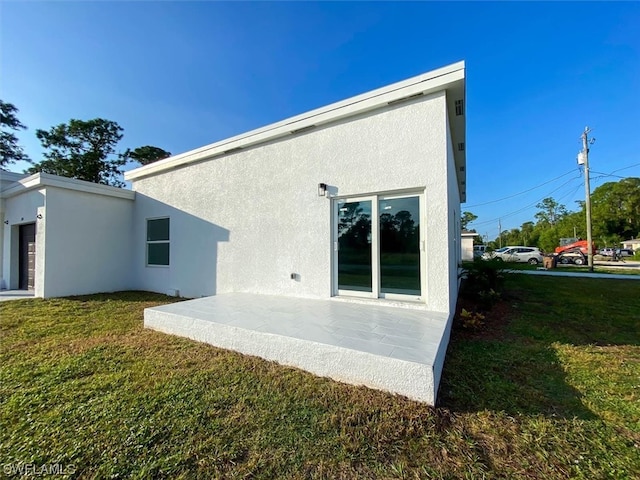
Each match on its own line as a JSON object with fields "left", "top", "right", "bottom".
{"left": 125, "top": 62, "right": 466, "bottom": 199}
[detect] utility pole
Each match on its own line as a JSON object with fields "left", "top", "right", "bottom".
{"left": 498, "top": 219, "right": 502, "bottom": 248}
{"left": 578, "top": 127, "right": 595, "bottom": 272}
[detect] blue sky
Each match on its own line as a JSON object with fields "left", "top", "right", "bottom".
{"left": 2, "top": 1, "right": 639, "bottom": 237}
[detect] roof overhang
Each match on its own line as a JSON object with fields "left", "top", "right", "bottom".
{"left": 125, "top": 61, "right": 466, "bottom": 199}
{"left": 0, "top": 173, "right": 135, "bottom": 200}
{"left": 0, "top": 171, "right": 29, "bottom": 184}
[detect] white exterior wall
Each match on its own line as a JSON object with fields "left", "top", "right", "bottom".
{"left": 39, "top": 187, "right": 134, "bottom": 298}
{"left": 0, "top": 173, "right": 30, "bottom": 288}
{"left": 461, "top": 233, "right": 476, "bottom": 261}
{"left": 446, "top": 110, "right": 461, "bottom": 315}
{"left": 131, "top": 92, "right": 457, "bottom": 312}
{"left": 432, "top": 106, "right": 462, "bottom": 390}
{"left": 2, "top": 189, "right": 45, "bottom": 291}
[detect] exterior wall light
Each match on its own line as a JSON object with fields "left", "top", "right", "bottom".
{"left": 318, "top": 183, "right": 327, "bottom": 196}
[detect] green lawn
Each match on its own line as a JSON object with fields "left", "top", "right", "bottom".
{"left": 1, "top": 278, "right": 639, "bottom": 479}
{"left": 480, "top": 260, "right": 640, "bottom": 276}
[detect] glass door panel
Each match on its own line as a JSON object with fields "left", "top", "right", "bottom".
{"left": 379, "top": 196, "right": 421, "bottom": 296}
{"left": 337, "top": 200, "right": 372, "bottom": 292}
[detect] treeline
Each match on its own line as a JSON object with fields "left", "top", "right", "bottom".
{"left": 1, "top": 100, "right": 171, "bottom": 187}
{"left": 471, "top": 177, "right": 640, "bottom": 251}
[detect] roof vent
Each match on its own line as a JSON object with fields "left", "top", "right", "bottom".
{"left": 457, "top": 142, "right": 465, "bottom": 152}
{"left": 387, "top": 92, "right": 424, "bottom": 106}
{"left": 459, "top": 166, "right": 465, "bottom": 172}
{"left": 224, "top": 147, "right": 243, "bottom": 155}
{"left": 455, "top": 99, "right": 464, "bottom": 116}
{"left": 290, "top": 125, "right": 317, "bottom": 135}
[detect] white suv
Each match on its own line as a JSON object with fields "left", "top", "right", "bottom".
{"left": 482, "top": 246, "right": 544, "bottom": 265}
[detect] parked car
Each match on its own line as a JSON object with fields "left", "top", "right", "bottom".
{"left": 599, "top": 248, "right": 633, "bottom": 257}
{"left": 473, "top": 245, "right": 487, "bottom": 258}
{"left": 481, "top": 246, "right": 544, "bottom": 265}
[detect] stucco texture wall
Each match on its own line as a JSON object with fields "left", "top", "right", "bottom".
{"left": 432, "top": 106, "right": 462, "bottom": 390}
{"left": 1, "top": 190, "right": 45, "bottom": 290}
{"left": 132, "top": 92, "right": 456, "bottom": 312}
{"left": 40, "top": 187, "right": 135, "bottom": 298}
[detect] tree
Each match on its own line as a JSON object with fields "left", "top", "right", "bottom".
{"left": 128, "top": 145, "right": 171, "bottom": 166}
{"left": 520, "top": 221, "right": 538, "bottom": 246}
{"left": 461, "top": 211, "right": 478, "bottom": 231}
{"left": 0, "top": 100, "right": 30, "bottom": 168}
{"left": 589, "top": 178, "right": 640, "bottom": 241}
{"left": 28, "top": 118, "right": 127, "bottom": 187}
{"left": 537, "top": 226, "right": 561, "bottom": 253}
{"left": 534, "top": 197, "right": 568, "bottom": 226}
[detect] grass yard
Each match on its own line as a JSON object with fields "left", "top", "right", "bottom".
{"left": 1, "top": 277, "right": 639, "bottom": 479}
{"left": 497, "top": 261, "right": 640, "bottom": 276}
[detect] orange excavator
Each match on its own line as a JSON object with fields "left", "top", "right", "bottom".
{"left": 554, "top": 239, "right": 596, "bottom": 265}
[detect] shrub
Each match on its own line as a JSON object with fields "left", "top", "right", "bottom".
{"left": 459, "top": 308, "right": 485, "bottom": 329}
{"left": 459, "top": 258, "right": 507, "bottom": 308}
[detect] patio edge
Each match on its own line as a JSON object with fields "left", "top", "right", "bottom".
{"left": 144, "top": 308, "right": 438, "bottom": 404}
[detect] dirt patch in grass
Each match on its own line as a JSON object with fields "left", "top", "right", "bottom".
{"left": 452, "top": 294, "right": 516, "bottom": 341}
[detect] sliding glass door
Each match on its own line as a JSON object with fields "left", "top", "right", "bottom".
{"left": 334, "top": 192, "right": 423, "bottom": 301}
{"left": 336, "top": 198, "right": 374, "bottom": 296}
{"left": 379, "top": 195, "right": 421, "bottom": 296}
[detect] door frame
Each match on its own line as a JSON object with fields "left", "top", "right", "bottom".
{"left": 333, "top": 195, "right": 377, "bottom": 299}
{"left": 18, "top": 223, "right": 36, "bottom": 291}
{"left": 332, "top": 190, "right": 425, "bottom": 302}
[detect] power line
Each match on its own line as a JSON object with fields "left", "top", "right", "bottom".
{"left": 608, "top": 162, "right": 640, "bottom": 175}
{"left": 470, "top": 175, "right": 582, "bottom": 228}
{"left": 556, "top": 183, "right": 584, "bottom": 204}
{"left": 584, "top": 162, "right": 640, "bottom": 181}
{"left": 468, "top": 161, "right": 640, "bottom": 229}
{"left": 590, "top": 171, "right": 627, "bottom": 179}
{"left": 464, "top": 169, "right": 577, "bottom": 208}
{"left": 465, "top": 161, "right": 639, "bottom": 210}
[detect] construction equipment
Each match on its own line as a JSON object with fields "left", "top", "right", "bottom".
{"left": 554, "top": 238, "right": 595, "bottom": 265}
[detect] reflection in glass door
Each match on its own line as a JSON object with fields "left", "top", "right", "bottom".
{"left": 379, "top": 196, "right": 421, "bottom": 296}
{"left": 337, "top": 200, "right": 372, "bottom": 293}
{"left": 334, "top": 193, "right": 423, "bottom": 300}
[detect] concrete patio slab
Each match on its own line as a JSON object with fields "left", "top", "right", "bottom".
{"left": 145, "top": 293, "right": 453, "bottom": 404}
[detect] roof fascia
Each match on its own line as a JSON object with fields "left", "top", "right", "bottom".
{"left": 0, "top": 171, "right": 29, "bottom": 183}
{"left": 126, "top": 61, "right": 465, "bottom": 182}
{"left": 1, "top": 173, "right": 135, "bottom": 200}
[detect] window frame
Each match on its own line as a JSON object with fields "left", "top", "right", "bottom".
{"left": 146, "top": 217, "right": 170, "bottom": 267}
{"left": 332, "top": 189, "right": 425, "bottom": 302}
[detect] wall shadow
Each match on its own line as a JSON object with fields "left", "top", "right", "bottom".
{"left": 132, "top": 194, "right": 230, "bottom": 299}
{"left": 436, "top": 275, "right": 640, "bottom": 420}
{"left": 438, "top": 338, "right": 598, "bottom": 420}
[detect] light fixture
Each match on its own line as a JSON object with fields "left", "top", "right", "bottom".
{"left": 318, "top": 183, "right": 327, "bottom": 197}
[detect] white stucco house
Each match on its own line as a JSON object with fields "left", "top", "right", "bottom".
{"left": 461, "top": 231, "right": 477, "bottom": 261}
{"left": 620, "top": 239, "right": 640, "bottom": 252}
{"left": 1, "top": 171, "right": 135, "bottom": 296}
{"left": 1, "top": 61, "right": 466, "bottom": 404}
